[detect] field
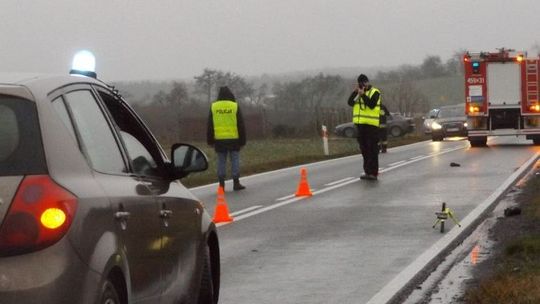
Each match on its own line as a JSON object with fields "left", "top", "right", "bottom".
{"left": 177, "top": 134, "right": 429, "bottom": 188}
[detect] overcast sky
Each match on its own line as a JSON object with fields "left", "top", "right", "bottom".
{"left": 1, "top": 0, "right": 539, "bottom": 81}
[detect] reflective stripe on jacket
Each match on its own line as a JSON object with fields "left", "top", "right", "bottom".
{"left": 211, "top": 100, "right": 239, "bottom": 140}
{"left": 352, "top": 87, "right": 381, "bottom": 127}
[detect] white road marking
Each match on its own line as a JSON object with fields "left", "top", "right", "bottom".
{"left": 325, "top": 177, "right": 355, "bottom": 186}
{"left": 410, "top": 155, "right": 425, "bottom": 160}
{"left": 276, "top": 194, "right": 295, "bottom": 201}
{"left": 230, "top": 205, "right": 263, "bottom": 217}
{"left": 190, "top": 140, "right": 432, "bottom": 191}
{"left": 277, "top": 190, "right": 317, "bottom": 201}
{"left": 216, "top": 144, "right": 468, "bottom": 228}
{"left": 388, "top": 160, "right": 406, "bottom": 167}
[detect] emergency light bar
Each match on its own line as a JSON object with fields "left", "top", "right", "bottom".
{"left": 70, "top": 50, "right": 97, "bottom": 78}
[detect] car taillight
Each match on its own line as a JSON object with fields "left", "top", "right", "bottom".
{"left": 0, "top": 175, "right": 77, "bottom": 257}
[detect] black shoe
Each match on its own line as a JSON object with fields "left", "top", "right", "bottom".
{"left": 361, "top": 174, "right": 378, "bottom": 181}
{"left": 366, "top": 174, "right": 378, "bottom": 181}
{"left": 218, "top": 177, "right": 225, "bottom": 190}
{"left": 233, "top": 178, "right": 246, "bottom": 191}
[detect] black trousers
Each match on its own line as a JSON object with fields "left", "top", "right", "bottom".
{"left": 356, "top": 124, "right": 379, "bottom": 176}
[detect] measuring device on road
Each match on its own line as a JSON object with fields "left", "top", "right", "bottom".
{"left": 433, "top": 202, "right": 461, "bottom": 233}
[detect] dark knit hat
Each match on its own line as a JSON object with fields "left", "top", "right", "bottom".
{"left": 217, "top": 86, "right": 236, "bottom": 101}
{"left": 357, "top": 74, "right": 369, "bottom": 84}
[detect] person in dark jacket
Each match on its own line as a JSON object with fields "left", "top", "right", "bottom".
{"left": 379, "top": 104, "right": 390, "bottom": 153}
{"left": 207, "top": 86, "right": 247, "bottom": 190}
{"left": 347, "top": 74, "right": 381, "bottom": 180}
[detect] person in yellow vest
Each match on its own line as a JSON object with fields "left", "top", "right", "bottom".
{"left": 347, "top": 74, "right": 381, "bottom": 180}
{"left": 207, "top": 86, "right": 246, "bottom": 190}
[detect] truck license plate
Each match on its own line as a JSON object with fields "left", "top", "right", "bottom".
{"left": 447, "top": 128, "right": 459, "bottom": 132}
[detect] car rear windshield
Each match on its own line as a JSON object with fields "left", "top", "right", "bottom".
{"left": 438, "top": 107, "right": 464, "bottom": 118}
{"left": 0, "top": 95, "right": 46, "bottom": 176}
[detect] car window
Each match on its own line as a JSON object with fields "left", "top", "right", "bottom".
{"left": 0, "top": 96, "right": 46, "bottom": 176}
{"left": 63, "top": 90, "right": 126, "bottom": 174}
{"left": 96, "top": 90, "right": 163, "bottom": 177}
{"left": 52, "top": 96, "right": 78, "bottom": 144}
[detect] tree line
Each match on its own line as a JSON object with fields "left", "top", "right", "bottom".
{"left": 122, "top": 53, "right": 464, "bottom": 142}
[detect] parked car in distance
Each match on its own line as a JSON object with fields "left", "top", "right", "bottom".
{"left": 334, "top": 113, "right": 415, "bottom": 138}
{"left": 431, "top": 104, "right": 468, "bottom": 141}
{"left": 0, "top": 52, "right": 220, "bottom": 304}
{"left": 423, "top": 108, "right": 440, "bottom": 134}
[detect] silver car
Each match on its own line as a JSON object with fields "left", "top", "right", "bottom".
{"left": 0, "top": 72, "right": 219, "bottom": 303}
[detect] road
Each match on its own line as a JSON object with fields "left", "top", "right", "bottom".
{"left": 190, "top": 137, "right": 540, "bottom": 304}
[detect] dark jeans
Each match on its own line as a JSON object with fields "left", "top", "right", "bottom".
{"left": 217, "top": 150, "right": 240, "bottom": 179}
{"left": 356, "top": 124, "right": 379, "bottom": 176}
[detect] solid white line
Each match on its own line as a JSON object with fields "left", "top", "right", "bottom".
{"left": 216, "top": 144, "right": 468, "bottom": 228}
{"left": 388, "top": 160, "right": 406, "bottom": 167}
{"left": 410, "top": 155, "right": 425, "bottom": 160}
{"left": 325, "top": 177, "right": 355, "bottom": 186}
{"left": 190, "top": 140, "right": 432, "bottom": 191}
{"left": 230, "top": 205, "right": 263, "bottom": 217}
{"left": 366, "top": 151, "right": 540, "bottom": 304}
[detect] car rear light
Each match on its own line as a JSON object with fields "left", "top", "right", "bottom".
{"left": 0, "top": 175, "right": 77, "bottom": 257}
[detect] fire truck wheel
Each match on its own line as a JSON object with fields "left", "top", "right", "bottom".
{"left": 469, "top": 137, "right": 487, "bottom": 147}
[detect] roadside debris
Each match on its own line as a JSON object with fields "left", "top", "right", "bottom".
{"left": 504, "top": 206, "right": 522, "bottom": 217}
{"left": 450, "top": 162, "right": 461, "bottom": 167}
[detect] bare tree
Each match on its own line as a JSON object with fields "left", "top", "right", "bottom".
{"left": 194, "top": 69, "right": 223, "bottom": 105}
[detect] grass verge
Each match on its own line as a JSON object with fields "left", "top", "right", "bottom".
{"left": 178, "top": 134, "right": 429, "bottom": 188}
{"left": 464, "top": 164, "right": 540, "bottom": 303}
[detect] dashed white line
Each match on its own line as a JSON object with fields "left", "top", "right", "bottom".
{"left": 388, "top": 160, "right": 406, "bottom": 167}
{"left": 216, "top": 144, "right": 468, "bottom": 227}
{"left": 325, "top": 177, "right": 355, "bottom": 186}
{"left": 230, "top": 205, "right": 263, "bottom": 217}
{"left": 276, "top": 194, "right": 295, "bottom": 201}
{"left": 410, "top": 155, "right": 425, "bottom": 160}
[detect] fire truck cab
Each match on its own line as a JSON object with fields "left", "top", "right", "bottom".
{"left": 464, "top": 48, "right": 540, "bottom": 147}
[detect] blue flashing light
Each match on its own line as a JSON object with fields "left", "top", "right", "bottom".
{"left": 70, "top": 50, "right": 97, "bottom": 78}
{"left": 471, "top": 61, "right": 481, "bottom": 74}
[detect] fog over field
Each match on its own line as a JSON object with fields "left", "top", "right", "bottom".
{"left": 1, "top": 0, "right": 539, "bottom": 81}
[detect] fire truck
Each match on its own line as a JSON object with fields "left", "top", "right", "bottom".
{"left": 464, "top": 48, "right": 540, "bottom": 147}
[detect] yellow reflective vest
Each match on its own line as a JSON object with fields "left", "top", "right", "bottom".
{"left": 211, "top": 100, "right": 239, "bottom": 140}
{"left": 352, "top": 87, "right": 381, "bottom": 127}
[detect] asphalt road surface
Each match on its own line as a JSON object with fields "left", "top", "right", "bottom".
{"left": 190, "top": 137, "right": 540, "bottom": 304}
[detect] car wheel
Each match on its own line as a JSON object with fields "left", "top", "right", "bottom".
{"left": 100, "top": 280, "right": 121, "bottom": 304}
{"left": 198, "top": 245, "right": 216, "bottom": 304}
{"left": 432, "top": 135, "right": 443, "bottom": 141}
{"left": 389, "top": 126, "right": 402, "bottom": 137}
{"left": 343, "top": 127, "right": 355, "bottom": 138}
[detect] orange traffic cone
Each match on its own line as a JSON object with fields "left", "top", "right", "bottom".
{"left": 295, "top": 168, "right": 313, "bottom": 197}
{"left": 213, "top": 186, "right": 234, "bottom": 223}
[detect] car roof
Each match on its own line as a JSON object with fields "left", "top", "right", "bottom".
{"left": 0, "top": 72, "right": 104, "bottom": 101}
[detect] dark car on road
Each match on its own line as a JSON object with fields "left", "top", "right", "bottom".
{"left": 0, "top": 55, "right": 220, "bottom": 304}
{"left": 430, "top": 104, "right": 468, "bottom": 141}
{"left": 334, "top": 113, "right": 415, "bottom": 138}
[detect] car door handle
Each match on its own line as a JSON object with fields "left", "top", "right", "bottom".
{"left": 160, "top": 209, "right": 173, "bottom": 218}
{"left": 115, "top": 211, "right": 131, "bottom": 220}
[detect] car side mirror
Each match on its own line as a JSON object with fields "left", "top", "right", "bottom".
{"left": 170, "top": 143, "right": 208, "bottom": 179}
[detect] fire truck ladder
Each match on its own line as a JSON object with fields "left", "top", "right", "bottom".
{"left": 526, "top": 60, "right": 538, "bottom": 105}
